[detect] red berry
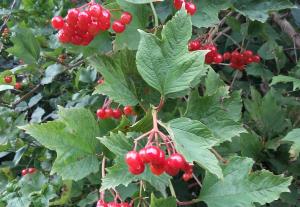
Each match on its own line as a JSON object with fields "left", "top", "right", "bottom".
{"left": 245, "top": 57, "right": 253, "bottom": 64}
{"left": 99, "top": 9, "right": 111, "bottom": 24}
{"left": 125, "top": 151, "right": 143, "bottom": 167}
{"left": 89, "top": 4, "right": 102, "bottom": 18}
{"left": 183, "top": 163, "right": 193, "bottom": 173}
{"left": 182, "top": 173, "right": 193, "bottom": 181}
{"left": 123, "top": 106, "right": 133, "bottom": 116}
{"left": 112, "top": 109, "right": 122, "bottom": 119}
{"left": 150, "top": 164, "right": 165, "bottom": 176}
{"left": 28, "top": 168, "right": 36, "bottom": 174}
{"left": 252, "top": 55, "right": 261, "bottom": 63}
{"left": 104, "top": 108, "right": 113, "bottom": 118}
{"left": 21, "top": 169, "right": 28, "bottom": 176}
{"left": 139, "top": 148, "right": 150, "bottom": 163}
{"left": 66, "top": 9, "right": 79, "bottom": 25}
{"left": 165, "top": 159, "right": 180, "bottom": 176}
{"left": 51, "top": 16, "right": 64, "bottom": 30}
{"left": 167, "top": 153, "right": 186, "bottom": 170}
{"left": 120, "top": 203, "right": 130, "bottom": 207}
{"left": 173, "top": 0, "right": 185, "bottom": 10}
{"left": 145, "top": 146, "right": 161, "bottom": 164}
{"left": 14, "top": 82, "right": 22, "bottom": 90}
{"left": 188, "top": 40, "right": 201, "bottom": 51}
{"left": 87, "top": 21, "right": 100, "bottom": 35}
{"left": 120, "top": 12, "right": 132, "bottom": 25}
{"left": 4, "top": 76, "right": 12, "bottom": 84}
{"left": 185, "top": 2, "right": 196, "bottom": 15}
{"left": 213, "top": 53, "right": 223, "bottom": 64}
{"left": 78, "top": 11, "right": 91, "bottom": 29}
{"left": 243, "top": 50, "right": 253, "bottom": 57}
{"left": 97, "top": 200, "right": 107, "bottom": 207}
{"left": 97, "top": 108, "right": 106, "bottom": 119}
{"left": 71, "top": 34, "right": 83, "bottom": 45}
{"left": 58, "top": 30, "right": 70, "bottom": 43}
{"left": 223, "top": 52, "right": 231, "bottom": 61}
{"left": 97, "top": 79, "right": 104, "bottom": 84}
{"left": 112, "top": 20, "right": 126, "bottom": 33}
{"left": 98, "top": 21, "right": 111, "bottom": 31}
{"left": 107, "top": 202, "right": 120, "bottom": 207}
{"left": 128, "top": 164, "right": 145, "bottom": 175}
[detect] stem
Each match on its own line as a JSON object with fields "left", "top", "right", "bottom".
{"left": 229, "top": 70, "right": 239, "bottom": 91}
{"left": 192, "top": 173, "right": 202, "bottom": 187}
{"left": 211, "top": 148, "right": 228, "bottom": 164}
{"left": 100, "top": 156, "right": 106, "bottom": 200}
{"left": 150, "top": 2, "right": 159, "bottom": 34}
{"left": 155, "top": 96, "right": 164, "bottom": 112}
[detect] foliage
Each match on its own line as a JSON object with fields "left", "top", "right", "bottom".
{"left": 1, "top": 0, "right": 300, "bottom": 207}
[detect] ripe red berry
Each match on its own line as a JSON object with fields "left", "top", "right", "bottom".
{"left": 252, "top": 55, "right": 261, "bottom": 63}
{"left": 213, "top": 53, "right": 223, "bottom": 64}
{"left": 97, "top": 108, "right": 106, "bottom": 119}
{"left": 89, "top": 4, "right": 102, "bottom": 18}
{"left": 120, "top": 12, "right": 132, "bottom": 25}
{"left": 150, "top": 164, "right": 165, "bottom": 176}
{"left": 223, "top": 52, "right": 231, "bottom": 61}
{"left": 14, "top": 82, "right": 22, "bottom": 90}
{"left": 4, "top": 76, "right": 12, "bottom": 84}
{"left": 97, "top": 200, "right": 107, "bottom": 207}
{"left": 58, "top": 30, "right": 70, "bottom": 43}
{"left": 51, "top": 16, "right": 64, "bottom": 29}
{"left": 112, "top": 20, "right": 126, "bottom": 33}
{"left": 145, "top": 146, "right": 161, "bottom": 163}
{"left": 165, "top": 159, "right": 180, "bottom": 176}
{"left": 243, "top": 50, "right": 253, "bottom": 57}
{"left": 185, "top": 2, "right": 196, "bottom": 15}
{"left": 167, "top": 153, "right": 186, "bottom": 170}
{"left": 88, "top": 21, "right": 100, "bottom": 35}
{"left": 128, "top": 164, "right": 145, "bottom": 175}
{"left": 99, "top": 9, "right": 111, "bottom": 24}
{"left": 183, "top": 163, "right": 193, "bottom": 173}
{"left": 125, "top": 151, "right": 143, "bottom": 167}
{"left": 112, "top": 109, "right": 122, "bottom": 119}
{"left": 21, "top": 169, "right": 28, "bottom": 176}
{"left": 97, "top": 79, "right": 104, "bottom": 84}
{"left": 182, "top": 172, "right": 193, "bottom": 181}
{"left": 188, "top": 40, "right": 201, "bottom": 51}
{"left": 139, "top": 148, "right": 150, "bottom": 163}
{"left": 78, "top": 11, "right": 91, "bottom": 29}
{"left": 123, "top": 106, "right": 133, "bottom": 115}
{"left": 104, "top": 108, "right": 113, "bottom": 118}
{"left": 66, "top": 9, "right": 79, "bottom": 25}
{"left": 173, "top": 0, "right": 185, "bottom": 10}
{"left": 28, "top": 168, "right": 36, "bottom": 174}
{"left": 107, "top": 202, "right": 120, "bottom": 207}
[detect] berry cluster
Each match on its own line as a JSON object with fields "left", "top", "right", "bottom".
{"left": 188, "top": 40, "right": 223, "bottom": 64}
{"left": 51, "top": 2, "right": 132, "bottom": 45}
{"left": 96, "top": 200, "right": 131, "bottom": 207}
{"left": 3, "top": 76, "right": 22, "bottom": 90}
{"left": 223, "top": 50, "right": 261, "bottom": 71}
{"left": 96, "top": 106, "right": 134, "bottom": 120}
{"left": 173, "top": 0, "right": 196, "bottom": 15}
{"left": 126, "top": 146, "right": 193, "bottom": 181}
{"left": 21, "top": 168, "right": 36, "bottom": 176}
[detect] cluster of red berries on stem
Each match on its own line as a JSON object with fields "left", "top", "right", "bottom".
{"left": 3, "top": 76, "right": 22, "bottom": 90}
{"left": 51, "top": 1, "right": 132, "bottom": 45}
{"left": 173, "top": 0, "right": 197, "bottom": 16}
{"left": 125, "top": 110, "right": 193, "bottom": 181}
{"left": 189, "top": 40, "right": 223, "bottom": 64}
{"left": 96, "top": 200, "right": 131, "bottom": 207}
{"left": 223, "top": 50, "right": 261, "bottom": 71}
{"left": 96, "top": 99, "right": 134, "bottom": 120}
{"left": 21, "top": 168, "right": 36, "bottom": 176}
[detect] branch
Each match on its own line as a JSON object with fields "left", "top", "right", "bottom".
{"left": 271, "top": 12, "right": 300, "bottom": 48}
{"left": 0, "top": 0, "right": 17, "bottom": 32}
{"left": 12, "top": 84, "right": 42, "bottom": 108}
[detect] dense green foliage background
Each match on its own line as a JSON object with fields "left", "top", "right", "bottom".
{"left": 1, "top": 0, "right": 300, "bottom": 206}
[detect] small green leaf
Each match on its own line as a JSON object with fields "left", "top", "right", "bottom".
{"left": 136, "top": 9, "right": 207, "bottom": 97}
{"left": 168, "top": 118, "right": 223, "bottom": 178}
{"left": 150, "top": 194, "right": 176, "bottom": 207}
{"left": 282, "top": 128, "right": 300, "bottom": 159}
{"left": 200, "top": 156, "right": 292, "bottom": 207}
{"left": 20, "top": 107, "right": 101, "bottom": 181}
{"left": 41, "top": 64, "right": 64, "bottom": 85}
{"left": 271, "top": 75, "right": 300, "bottom": 91}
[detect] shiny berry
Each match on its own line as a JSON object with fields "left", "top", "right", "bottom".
{"left": 252, "top": 55, "right": 261, "bottom": 63}
{"left": 223, "top": 52, "right": 231, "bottom": 61}
{"left": 99, "top": 9, "right": 111, "bottom": 24}
{"left": 97, "top": 200, "right": 107, "bottom": 207}
{"left": 78, "top": 11, "right": 91, "bottom": 26}
{"left": 243, "top": 50, "right": 253, "bottom": 57}
{"left": 97, "top": 79, "right": 104, "bottom": 84}
{"left": 213, "top": 53, "right": 223, "bottom": 64}
{"left": 125, "top": 151, "right": 143, "bottom": 167}
{"left": 28, "top": 168, "right": 36, "bottom": 174}
{"left": 173, "top": 0, "right": 185, "bottom": 10}
{"left": 182, "top": 173, "right": 193, "bottom": 181}
{"left": 150, "top": 164, "right": 165, "bottom": 176}
{"left": 188, "top": 40, "right": 201, "bottom": 51}
{"left": 21, "top": 169, "right": 28, "bottom": 176}
{"left": 104, "top": 108, "right": 113, "bottom": 118}
{"left": 123, "top": 106, "right": 133, "bottom": 115}
{"left": 145, "top": 146, "right": 161, "bottom": 163}
{"left": 185, "top": 2, "right": 196, "bottom": 15}
{"left": 128, "top": 164, "right": 145, "bottom": 175}
{"left": 89, "top": 4, "right": 102, "bottom": 18}
{"left": 4, "top": 76, "right": 12, "bottom": 84}
{"left": 165, "top": 160, "right": 180, "bottom": 176}
{"left": 88, "top": 21, "right": 100, "bottom": 35}
{"left": 107, "top": 202, "right": 120, "bottom": 207}
{"left": 97, "top": 108, "right": 106, "bottom": 119}
{"left": 183, "top": 163, "right": 193, "bottom": 173}
{"left": 58, "top": 30, "right": 70, "bottom": 43}
{"left": 139, "top": 148, "right": 150, "bottom": 163}
{"left": 120, "top": 12, "right": 132, "bottom": 25}
{"left": 167, "top": 153, "right": 186, "bottom": 170}
{"left": 112, "top": 109, "right": 122, "bottom": 119}
{"left": 66, "top": 9, "right": 79, "bottom": 25}
{"left": 112, "top": 20, "right": 126, "bottom": 33}
{"left": 51, "top": 16, "right": 64, "bottom": 29}
{"left": 14, "top": 82, "right": 22, "bottom": 90}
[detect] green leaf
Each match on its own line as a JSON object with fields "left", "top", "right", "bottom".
{"left": 232, "top": 0, "right": 293, "bottom": 22}
{"left": 41, "top": 64, "right": 64, "bottom": 85}
{"left": 89, "top": 51, "right": 139, "bottom": 106}
{"left": 150, "top": 194, "right": 176, "bottom": 207}
{"left": 168, "top": 118, "right": 223, "bottom": 178}
{"left": 124, "top": 0, "right": 163, "bottom": 3}
{"left": 20, "top": 107, "right": 100, "bottom": 181}
{"left": 7, "top": 26, "right": 40, "bottom": 65}
{"left": 192, "top": 0, "right": 231, "bottom": 28}
{"left": 271, "top": 75, "right": 300, "bottom": 91}
{"left": 200, "top": 156, "right": 292, "bottom": 207}
{"left": 136, "top": 9, "right": 207, "bottom": 97}
{"left": 99, "top": 132, "right": 170, "bottom": 195}
{"left": 282, "top": 128, "right": 300, "bottom": 159}
{"left": 240, "top": 133, "right": 263, "bottom": 160}
{"left": 115, "top": 1, "right": 151, "bottom": 50}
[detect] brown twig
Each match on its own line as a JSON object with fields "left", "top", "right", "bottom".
{"left": 210, "top": 148, "right": 228, "bottom": 164}
{"left": 12, "top": 84, "right": 41, "bottom": 108}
